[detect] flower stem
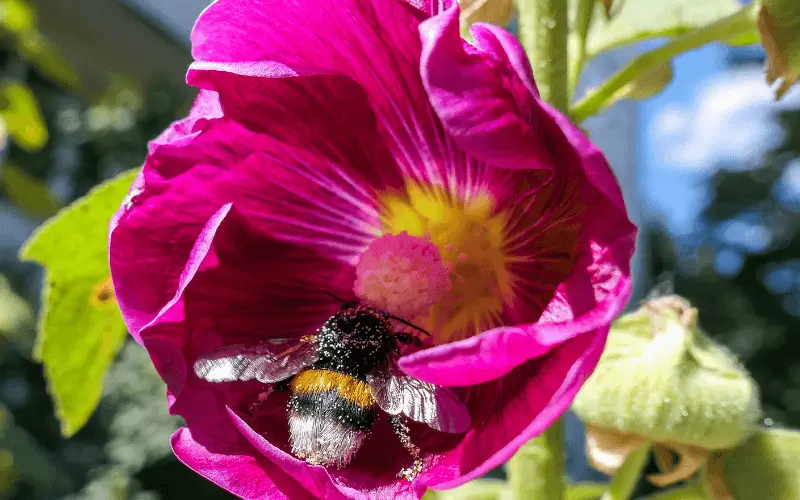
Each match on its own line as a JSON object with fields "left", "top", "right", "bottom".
{"left": 568, "top": 0, "right": 595, "bottom": 99}
{"left": 507, "top": 418, "right": 565, "bottom": 500}
{"left": 515, "top": 0, "right": 569, "bottom": 112}
{"left": 510, "top": 0, "right": 569, "bottom": 498}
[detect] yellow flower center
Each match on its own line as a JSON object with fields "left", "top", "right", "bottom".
{"left": 380, "top": 182, "right": 512, "bottom": 343}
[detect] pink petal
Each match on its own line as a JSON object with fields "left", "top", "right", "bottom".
{"left": 419, "top": 3, "right": 553, "bottom": 172}
{"left": 227, "top": 409, "right": 426, "bottom": 500}
{"left": 191, "top": 0, "right": 442, "bottom": 174}
{"left": 400, "top": 8, "right": 636, "bottom": 385}
{"left": 149, "top": 89, "right": 222, "bottom": 155}
{"left": 111, "top": 72, "right": 399, "bottom": 337}
{"left": 186, "top": 66, "right": 403, "bottom": 193}
{"left": 137, "top": 204, "right": 354, "bottom": 399}
{"left": 420, "top": 331, "right": 607, "bottom": 488}
{"left": 172, "top": 427, "right": 312, "bottom": 500}
{"left": 399, "top": 277, "right": 630, "bottom": 386}
{"left": 169, "top": 374, "right": 315, "bottom": 499}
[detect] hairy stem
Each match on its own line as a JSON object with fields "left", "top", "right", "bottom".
{"left": 515, "top": 0, "right": 569, "bottom": 111}
{"left": 507, "top": 418, "right": 565, "bottom": 500}
{"left": 508, "top": 0, "right": 569, "bottom": 498}
{"left": 568, "top": 0, "right": 596, "bottom": 98}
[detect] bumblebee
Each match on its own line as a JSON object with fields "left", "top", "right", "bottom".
{"left": 193, "top": 298, "right": 471, "bottom": 476}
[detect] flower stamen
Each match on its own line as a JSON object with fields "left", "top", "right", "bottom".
{"left": 379, "top": 182, "right": 513, "bottom": 343}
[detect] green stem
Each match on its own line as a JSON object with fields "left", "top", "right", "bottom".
{"left": 568, "top": 0, "right": 596, "bottom": 99}
{"left": 507, "top": 418, "right": 565, "bottom": 500}
{"left": 570, "top": 4, "right": 758, "bottom": 122}
{"left": 509, "top": 0, "right": 569, "bottom": 498}
{"left": 515, "top": 0, "right": 569, "bottom": 111}
{"left": 601, "top": 444, "right": 650, "bottom": 500}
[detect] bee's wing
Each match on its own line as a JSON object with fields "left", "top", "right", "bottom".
{"left": 368, "top": 361, "right": 471, "bottom": 434}
{"left": 193, "top": 336, "right": 318, "bottom": 384}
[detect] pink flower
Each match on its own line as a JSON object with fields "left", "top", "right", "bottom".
{"left": 108, "top": 0, "right": 637, "bottom": 498}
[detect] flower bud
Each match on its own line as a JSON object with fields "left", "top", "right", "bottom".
{"left": 573, "top": 295, "right": 761, "bottom": 451}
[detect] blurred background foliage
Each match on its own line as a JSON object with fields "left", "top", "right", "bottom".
{"left": 0, "top": 0, "right": 797, "bottom": 498}
{"left": 0, "top": 0, "right": 233, "bottom": 497}
{"left": 650, "top": 98, "right": 800, "bottom": 428}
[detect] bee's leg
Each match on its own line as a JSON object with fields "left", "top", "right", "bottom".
{"left": 394, "top": 332, "right": 424, "bottom": 347}
{"left": 247, "top": 389, "right": 274, "bottom": 416}
{"left": 390, "top": 415, "right": 424, "bottom": 481}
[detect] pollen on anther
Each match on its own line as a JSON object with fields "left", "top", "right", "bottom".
{"left": 354, "top": 232, "right": 451, "bottom": 319}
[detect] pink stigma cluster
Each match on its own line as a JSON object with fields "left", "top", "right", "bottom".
{"left": 354, "top": 232, "right": 451, "bottom": 319}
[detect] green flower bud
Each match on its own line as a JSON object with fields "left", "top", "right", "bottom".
{"left": 573, "top": 296, "right": 761, "bottom": 451}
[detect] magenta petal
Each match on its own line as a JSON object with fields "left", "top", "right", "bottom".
{"left": 419, "top": 3, "right": 552, "bottom": 172}
{"left": 136, "top": 203, "right": 234, "bottom": 390}
{"left": 420, "top": 331, "right": 607, "bottom": 488}
{"left": 539, "top": 98, "right": 629, "bottom": 214}
{"left": 149, "top": 89, "right": 222, "bottom": 155}
{"left": 113, "top": 0, "right": 640, "bottom": 494}
{"left": 137, "top": 204, "right": 355, "bottom": 397}
{"left": 109, "top": 163, "right": 230, "bottom": 341}
{"left": 191, "top": 0, "right": 442, "bottom": 169}
{"left": 169, "top": 374, "right": 315, "bottom": 499}
{"left": 185, "top": 65, "right": 404, "bottom": 196}
{"left": 172, "top": 427, "right": 313, "bottom": 500}
{"left": 111, "top": 71, "right": 399, "bottom": 337}
{"left": 226, "top": 409, "right": 346, "bottom": 500}
{"left": 399, "top": 276, "right": 630, "bottom": 386}
{"left": 227, "top": 409, "right": 427, "bottom": 500}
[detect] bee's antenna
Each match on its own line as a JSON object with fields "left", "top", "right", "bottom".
{"left": 321, "top": 290, "right": 347, "bottom": 303}
{"left": 321, "top": 290, "right": 431, "bottom": 337}
{"left": 387, "top": 314, "right": 431, "bottom": 337}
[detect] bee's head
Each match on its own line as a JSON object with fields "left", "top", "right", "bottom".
{"left": 316, "top": 305, "right": 397, "bottom": 376}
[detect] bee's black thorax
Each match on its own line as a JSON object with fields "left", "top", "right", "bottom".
{"left": 287, "top": 305, "right": 400, "bottom": 467}
{"left": 312, "top": 305, "right": 397, "bottom": 379}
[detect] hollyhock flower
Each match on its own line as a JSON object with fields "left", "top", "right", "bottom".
{"left": 108, "top": 0, "right": 636, "bottom": 498}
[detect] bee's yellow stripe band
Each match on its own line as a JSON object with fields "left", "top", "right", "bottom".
{"left": 291, "top": 369, "right": 375, "bottom": 409}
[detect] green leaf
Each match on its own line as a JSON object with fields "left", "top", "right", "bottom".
{"left": 0, "top": 0, "right": 35, "bottom": 35}
{"left": 585, "top": 0, "right": 750, "bottom": 57}
{"left": 571, "top": 4, "right": 758, "bottom": 122}
{"left": 721, "top": 428, "right": 800, "bottom": 499}
{"left": 601, "top": 443, "right": 650, "bottom": 500}
{"left": 758, "top": 0, "right": 800, "bottom": 98}
{"left": 20, "top": 169, "right": 138, "bottom": 437}
{"left": 567, "top": 482, "right": 607, "bottom": 500}
{"left": 613, "top": 61, "right": 673, "bottom": 101}
{"left": 0, "top": 82, "right": 48, "bottom": 152}
{"left": 0, "top": 163, "right": 61, "bottom": 219}
{"left": 16, "top": 31, "right": 81, "bottom": 90}
{"left": 460, "top": 0, "right": 513, "bottom": 36}
{"left": 0, "top": 448, "right": 15, "bottom": 494}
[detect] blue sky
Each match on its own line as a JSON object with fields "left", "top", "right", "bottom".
{"left": 639, "top": 43, "right": 728, "bottom": 235}
{"left": 638, "top": 42, "right": 800, "bottom": 236}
